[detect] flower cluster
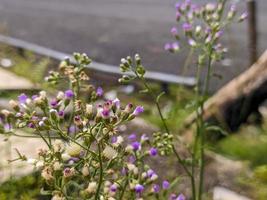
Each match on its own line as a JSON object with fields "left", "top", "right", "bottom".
{"left": 165, "top": 0, "right": 248, "bottom": 64}
{"left": 0, "top": 53, "right": 186, "bottom": 200}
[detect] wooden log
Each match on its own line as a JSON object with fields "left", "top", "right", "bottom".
{"left": 184, "top": 50, "right": 267, "bottom": 132}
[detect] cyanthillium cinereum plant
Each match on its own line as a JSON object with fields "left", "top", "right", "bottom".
{"left": 119, "top": 0, "right": 247, "bottom": 200}
{"left": 0, "top": 1, "right": 247, "bottom": 200}
{"left": 0, "top": 53, "right": 184, "bottom": 200}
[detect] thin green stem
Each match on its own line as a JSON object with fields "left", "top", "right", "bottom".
{"left": 95, "top": 142, "right": 103, "bottom": 200}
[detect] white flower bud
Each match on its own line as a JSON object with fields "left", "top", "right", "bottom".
{"left": 82, "top": 164, "right": 90, "bottom": 176}
{"left": 39, "top": 91, "right": 47, "bottom": 99}
{"left": 61, "top": 153, "right": 71, "bottom": 161}
{"left": 57, "top": 91, "right": 65, "bottom": 100}
{"left": 66, "top": 142, "right": 82, "bottom": 157}
{"left": 53, "top": 161, "right": 62, "bottom": 171}
{"left": 36, "top": 161, "right": 44, "bottom": 169}
{"left": 85, "top": 104, "right": 93, "bottom": 115}
{"left": 86, "top": 182, "right": 97, "bottom": 194}
{"left": 103, "top": 146, "right": 117, "bottom": 160}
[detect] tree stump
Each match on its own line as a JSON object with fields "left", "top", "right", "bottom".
{"left": 184, "top": 50, "right": 267, "bottom": 132}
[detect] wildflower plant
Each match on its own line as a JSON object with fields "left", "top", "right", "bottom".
{"left": 0, "top": 0, "right": 247, "bottom": 200}
{"left": 0, "top": 53, "right": 178, "bottom": 200}
{"left": 119, "top": 0, "right": 247, "bottom": 199}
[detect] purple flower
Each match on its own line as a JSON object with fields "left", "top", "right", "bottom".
{"left": 164, "top": 43, "right": 172, "bottom": 51}
{"left": 239, "top": 11, "right": 248, "bottom": 21}
{"left": 176, "top": 11, "right": 181, "bottom": 21}
{"left": 141, "top": 134, "right": 149, "bottom": 142}
{"left": 188, "top": 38, "right": 197, "bottom": 47}
{"left": 230, "top": 4, "right": 236, "bottom": 12}
{"left": 110, "top": 184, "right": 117, "bottom": 192}
{"left": 65, "top": 90, "right": 74, "bottom": 99}
{"left": 4, "top": 123, "right": 12, "bottom": 131}
{"left": 171, "top": 27, "right": 178, "bottom": 36}
{"left": 135, "top": 184, "right": 144, "bottom": 193}
{"left": 147, "top": 169, "right": 155, "bottom": 177}
{"left": 28, "top": 122, "right": 35, "bottom": 129}
{"left": 18, "top": 93, "right": 28, "bottom": 104}
{"left": 175, "top": 3, "right": 181, "bottom": 10}
{"left": 96, "top": 87, "right": 103, "bottom": 97}
{"left": 172, "top": 42, "right": 180, "bottom": 51}
{"left": 153, "top": 184, "right": 160, "bottom": 193}
{"left": 177, "top": 194, "right": 186, "bottom": 200}
{"left": 149, "top": 147, "right": 158, "bottom": 156}
{"left": 101, "top": 108, "right": 110, "bottom": 119}
{"left": 133, "top": 106, "right": 144, "bottom": 116}
{"left": 112, "top": 98, "right": 120, "bottom": 109}
{"left": 111, "top": 136, "right": 117, "bottom": 143}
{"left": 128, "top": 155, "right": 136, "bottom": 163}
{"left": 131, "top": 141, "right": 141, "bottom": 151}
{"left": 170, "top": 194, "right": 177, "bottom": 200}
{"left": 162, "top": 180, "right": 170, "bottom": 189}
{"left": 128, "top": 133, "right": 137, "bottom": 141}
{"left": 182, "top": 23, "right": 192, "bottom": 32}
{"left": 31, "top": 95, "right": 38, "bottom": 100}
{"left": 50, "top": 99, "right": 58, "bottom": 107}
{"left": 215, "top": 30, "right": 224, "bottom": 39}
{"left": 58, "top": 110, "right": 64, "bottom": 117}
{"left": 68, "top": 125, "right": 76, "bottom": 134}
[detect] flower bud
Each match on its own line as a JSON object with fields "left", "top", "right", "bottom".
{"left": 9, "top": 100, "right": 20, "bottom": 112}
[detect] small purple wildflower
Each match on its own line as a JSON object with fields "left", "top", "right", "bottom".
{"left": 149, "top": 147, "right": 158, "bottom": 156}
{"left": 65, "top": 90, "right": 74, "bottom": 99}
{"left": 162, "top": 180, "right": 170, "bottom": 189}
{"left": 28, "top": 122, "right": 35, "bottom": 129}
{"left": 164, "top": 43, "right": 172, "bottom": 51}
{"left": 188, "top": 38, "right": 197, "bottom": 47}
{"left": 131, "top": 141, "right": 141, "bottom": 151}
{"left": 153, "top": 184, "right": 160, "bottom": 193}
{"left": 147, "top": 169, "right": 155, "bottom": 177}
{"left": 112, "top": 98, "right": 120, "bottom": 109}
{"left": 110, "top": 184, "right": 117, "bottom": 192}
{"left": 133, "top": 106, "right": 144, "bottom": 116}
{"left": 31, "top": 95, "right": 38, "bottom": 100}
{"left": 135, "top": 184, "right": 144, "bottom": 193}
{"left": 215, "top": 30, "right": 224, "bottom": 39}
{"left": 111, "top": 136, "right": 117, "bottom": 143}
{"left": 177, "top": 194, "right": 186, "bottom": 200}
{"left": 96, "top": 87, "right": 103, "bottom": 97}
{"left": 175, "top": 3, "right": 181, "bottom": 10}
{"left": 4, "top": 123, "right": 12, "bottom": 131}
{"left": 170, "top": 194, "right": 177, "bottom": 200}
{"left": 18, "top": 93, "right": 28, "bottom": 104}
{"left": 68, "top": 125, "right": 76, "bottom": 134}
{"left": 182, "top": 22, "right": 192, "bottom": 32}
{"left": 172, "top": 42, "right": 180, "bottom": 51}
{"left": 101, "top": 108, "right": 110, "bottom": 119}
{"left": 230, "top": 4, "right": 236, "bottom": 12}
{"left": 58, "top": 110, "right": 64, "bottom": 117}
{"left": 128, "top": 155, "right": 136, "bottom": 163}
{"left": 50, "top": 99, "right": 58, "bottom": 107}
{"left": 141, "top": 134, "right": 149, "bottom": 142}
{"left": 171, "top": 27, "right": 178, "bottom": 36}
{"left": 239, "top": 11, "right": 248, "bottom": 21}
{"left": 176, "top": 11, "right": 181, "bottom": 21}
{"left": 128, "top": 133, "right": 137, "bottom": 141}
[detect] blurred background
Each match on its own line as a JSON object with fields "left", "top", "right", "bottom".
{"left": 0, "top": 0, "right": 265, "bottom": 90}
{"left": 1, "top": 0, "right": 267, "bottom": 199}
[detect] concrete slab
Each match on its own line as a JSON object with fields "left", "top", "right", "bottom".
{"left": 0, "top": 68, "right": 35, "bottom": 90}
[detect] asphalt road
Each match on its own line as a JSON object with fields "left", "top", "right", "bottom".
{"left": 0, "top": 0, "right": 266, "bottom": 90}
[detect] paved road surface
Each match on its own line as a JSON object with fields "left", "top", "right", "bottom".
{"left": 0, "top": 0, "right": 266, "bottom": 90}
